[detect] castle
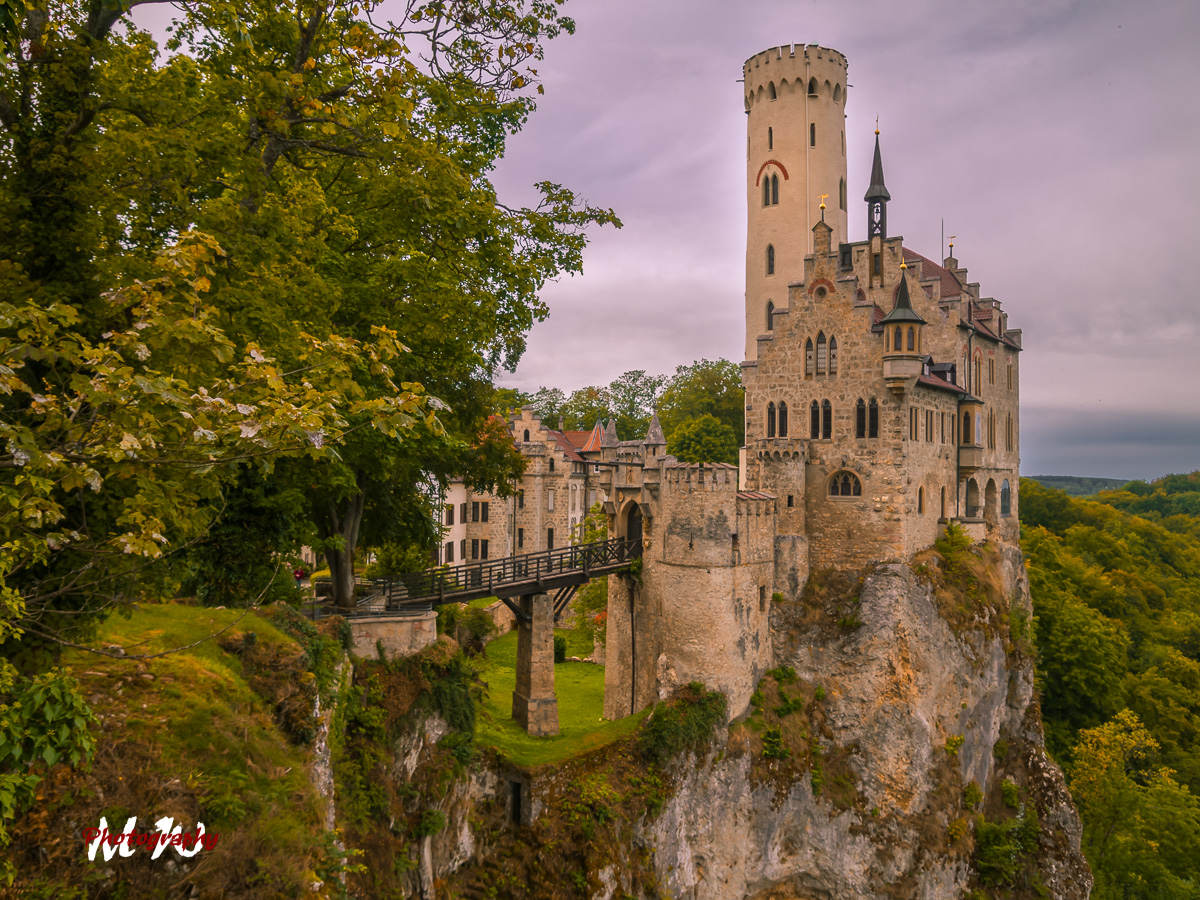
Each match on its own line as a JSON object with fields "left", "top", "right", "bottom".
{"left": 444, "top": 43, "right": 1022, "bottom": 727}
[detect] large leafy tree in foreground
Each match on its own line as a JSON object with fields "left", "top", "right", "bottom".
{"left": 0, "top": 0, "right": 617, "bottom": 615}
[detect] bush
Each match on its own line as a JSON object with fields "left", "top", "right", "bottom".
{"left": 964, "top": 780, "right": 984, "bottom": 809}
{"left": 975, "top": 806, "right": 1041, "bottom": 887}
{"left": 412, "top": 809, "right": 446, "bottom": 839}
{"left": 554, "top": 634, "right": 567, "bottom": 663}
{"left": 637, "top": 682, "right": 727, "bottom": 766}
{"left": 762, "top": 727, "right": 790, "bottom": 760}
{"left": 1001, "top": 778, "right": 1020, "bottom": 809}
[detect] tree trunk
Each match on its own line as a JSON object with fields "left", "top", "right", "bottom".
{"left": 321, "top": 473, "right": 367, "bottom": 611}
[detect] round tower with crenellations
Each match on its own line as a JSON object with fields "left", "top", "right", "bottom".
{"left": 743, "top": 44, "right": 849, "bottom": 363}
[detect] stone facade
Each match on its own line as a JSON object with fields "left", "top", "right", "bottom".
{"left": 347, "top": 610, "right": 438, "bottom": 658}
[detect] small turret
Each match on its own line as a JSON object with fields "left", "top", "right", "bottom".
{"left": 881, "top": 264, "right": 926, "bottom": 394}
{"left": 864, "top": 129, "right": 890, "bottom": 241}
{"left": 601, "top": 419, "right": 619, "bottom": 448}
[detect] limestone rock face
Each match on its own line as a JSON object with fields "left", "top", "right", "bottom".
{"left": 645, "top": 547, "right": 1091, "bottom": 899}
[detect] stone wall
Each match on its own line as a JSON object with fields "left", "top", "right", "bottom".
{"left": 348, "top": 611, "right": 438, "bottom": 659}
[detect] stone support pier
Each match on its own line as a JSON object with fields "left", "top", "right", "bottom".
{"left": 511, "top": 592, "right": 559, "bottom": 736}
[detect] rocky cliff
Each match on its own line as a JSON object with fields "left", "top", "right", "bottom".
{"left": 374, "top": 542, "right": 1092, "bottom": 899}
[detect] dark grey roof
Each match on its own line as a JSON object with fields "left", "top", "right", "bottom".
{"left": 864, "top": 132, "right": 891, "bottom": 202}
{"left": 644, "top": 412, "right": 666, "bottom": 446}
{"left": 880, "top": 274, "right": 926, "bottom": 325}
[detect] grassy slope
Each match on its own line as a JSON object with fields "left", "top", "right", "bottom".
{"left": 9, "top": 604, "right": 336, "bottom": 899}
{"left": 474, "top": 629, "right": 647, "bottom": 767}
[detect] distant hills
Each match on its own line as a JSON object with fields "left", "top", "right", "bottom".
{"left": 1026, "top": 474, "right": 1131, "bottom": 496}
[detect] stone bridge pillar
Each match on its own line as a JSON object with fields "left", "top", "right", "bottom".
{"left": 512, "top": 593, "right": 559, "bottom": 736}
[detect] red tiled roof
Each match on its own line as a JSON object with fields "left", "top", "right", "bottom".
{"left": 737, "top": 490, "right": 777, "bottom": 501}
{"left": 917, "top": 373, "right": 967, "bottom": 394}
{"left": 550, "top": 431, "right": 586, "bottom": 462}
{"left": 561, "top": 430, "right": 592, "bottom": 448}
{"left": 872, "top": 303, "right": 887, "bottom": 326}
{"left": 902, "top": 248, "right": 962, "bottom": 299}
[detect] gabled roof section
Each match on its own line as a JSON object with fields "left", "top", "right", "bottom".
{"left": 902, "top": 248, "right": 962, "bottom": 299}
{"left": 880, "top": 273, "right": 926, "bottom": 325}
{"left": 549, "top": 431, "right": 586, "bottom": 462}
{"left": 644, "top": 412, "right": 666, "bottom": 446}
{"left": 917, "top": 373, "right": 966, "bottom": 395}
{"left": 579, "top": 420, "right": 605, "bottom": 453}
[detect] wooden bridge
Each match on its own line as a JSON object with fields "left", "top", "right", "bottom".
{"left": 315, "top": 538, "right": 642, "bottom": 737}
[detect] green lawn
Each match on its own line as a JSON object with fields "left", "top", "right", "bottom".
{"left": 473, "top": 629, "right": 647, "bottom": 767}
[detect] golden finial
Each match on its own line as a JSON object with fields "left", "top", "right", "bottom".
{"left": 948, "top": 234, "right": 956, "bottom": 254}
{"left": 875, "top": 114, "right": 880, "bottom": 135}
{"left": 819, "top": 193, "right": 828, "bottom": 209}
{"left": 900, "top": 259, "right": 908, "bottom": 270}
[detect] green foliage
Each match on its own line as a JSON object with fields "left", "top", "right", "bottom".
{"left": 365, "top": 544, "right": 435, "bottom": 580}
{"left": 412, "top": 809, "right": 447, "bottom": 839}
{"left": 668, "top": 414, "right": 739, "bottom": 465}
{"left": 762, "top": 727, "right": 790, "bottom": 760}
{"left": 574, "top": 504, "right": 610, "bottom": 630}
{"left": 964, "top": 780, "right": 984, "bottom": 810}
{"left": 993, "top": 739, "right": 1009, "bottom": 760}
{"left": 656, "top": 359, "right": 746, "bottom": 447}
{"left": 948, "top": 817, "right": 969, "bottom": 841}
{"left": 1027, "top": 475, "right": 1131, "bottom": 497}
{"left": 637, "top": 682, "right": 728, "bottom": 767}
{"left": 554, "top": 635, "right": 567, "bottom": 663}
{"left": 945, "top": 735, "right": 965, "bottom": 757}
{"left": 1001, "top": 778, "right": 1020, "bottom": 809}
{"left": 814, "top": 685, "right": 826, "bottom": 702}
{"left": 974, "top": 806, "right": 1041, "bottom": 888}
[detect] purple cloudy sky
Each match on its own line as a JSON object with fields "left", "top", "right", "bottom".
{"left": 490, "top": 0, "right": 1200, "bottom": 480}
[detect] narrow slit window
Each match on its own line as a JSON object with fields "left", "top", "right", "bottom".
{"left": 810, "top": 123, "right": 816, "bottom": 147}
{"left": 778, "top": 401, "right": 788, "bottom": 437}
{"left": 766, "top": 300, "right": 775, "bottom": 331}
{"left": 805, "top": 338, "right": 814, "bottom": 376}
{"left": 766, "top": 244, "right": 775, "bottom": 275}
{"left": 855, "top": 398, "right": 866, "bottom": 439}
{"left": 816, "top": 332, "right": 827, "bottom": 374}
{"left": 810, "top": 401, "right": 820, "bottom": 439}
{"left": 821, "top": 399, "right": 832, "bottom": 439}
{"left": 766, "top": 402, "right": 776, "bottom": 438}
{"left": 829, "top": 337, "right": 838, "bottom": 374}
{"left": 768, "top": 126, "right": 773, "bottom": 150}
{"left": 771, "top": 173, "right": 779, "bottom": 205}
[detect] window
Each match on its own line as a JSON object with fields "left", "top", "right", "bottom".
{"left": 834, "top": 83, "right": 842, "bottom": 103}
{"left": 868, "top": 398, "right": 879, "bottom": 438}
{"left": 1006, "top": 414, "right": 1014, "bottom": 451}
{"left": 839, "top": 177, "right": 846, "bottom": 210}
{"left": 771, "top": 173, "right": 779, "bottom": 205}
{"left": 805, "top": 338, "right": 814, "bottom": 376}
{"left": 907, "top": 327, "right": 915, "bottom": 352}
{"left": 829, "top": 471, "right": 862, "bottom": 497}
{"left": 918, "top": 487, "right": 925, "bottom": 514}
{"left": 445, "top": 504, "right": 454, "bottom": 526}
{"left": 481, "top": 501, "right": 489, "bottom": 523}
{"left": 759, "top": 585, "right": 766, "bottom": 612}
{"left": 472, "top": 501, "right": 480, "bottom": 522}
{"left": 460, "top": 502, "right": 468, "bottom": 522}
{"left": 909, "top": 408, "right": 917, "bottom": 440}
{"left": 873, "top": 254, "right": 881, "bottom": 276}
{"left": 821, "top": 399, "right": 832, "bottom": 439}
{"left": 471, "top": 539, "right": 479, "bottom": 560}
{"left": 445, "top": 541, "right": 454, "bottom": 563}
{"left": 768, "top": 126, "right": 773, "bottom": 150}
{"left": 940, "top": 412, "right": 946, "bottom": 444}
{"left": 766, "top": 402, "right": 776, "bottom": 438}
{"left": 829, "top": 337, "right": 838, "bottom": 374}
{"left": 763, "top": 177, "right": 770, "bottom": 207}
{"left": 549, "top": 458, "right": 555, "bottom": 473}
{"left": 810, "top": 400, "right": 820, "bottom": 438}
{"left": 941, "top": 487, "right": 947, "bottom": 519}
{"left": 927, "top": 409, "right": 934, "bottom": 442}
{"left": 810, "top": 123, "right": 816, "bottom": 147}
{"left": 517, "top": 528, "right": 524, "bottom": 549}
{"left": 766, "top": 300, "right": 775, "bottom": 331}
{"left": 768, "top": 81, "right": 777, "bottom": 100}
{"left": 987, "top": 412, "right": 996, "bottom": 449}
{"left": 778, "top": 401, "right": 788, "bottom": 437}
{"left": 547, "top": 528, "right": 554, "bottom": 550}
{"left": 787, "top": 494, "right": 794, "bottom": 508}
{"left": 989, "top": 358, "right": 995, "bottom": 385}
{"left": 517, "top": 490, "right": 524, "bottom": 510}
{"left": 481, "top": 540, "right": 489, "bottom": 560}
{"left": 962, "top": 412, "right": 971, "bottom": 445}
{"left": 523, "top": 429, "right": 530, "bottom": 442}
{"left": 855, "top": 398, "right": 866, "bottom": 439}
{"left": 808, "top": 77, "right": 818, "bottom": 95}
{"left": 766, "top": 244, "right": 775, "bottom": 275}
{"left": 894, "top": 325, "right": 902, "bottom": 351}
{"left": 816, "top": 332, "right": 827, "bottom": 374}
{"left": 1001, "top": 480, "right": 1012, "bottom": 516}
{"left": 974, "top": 355, "right": 982, "bottom": 393}
{"left": 548, "top": 490, "right": 555, "bottom": 511}
{"left": 1007, "top": 363, "right": 1013, "bottom": 391}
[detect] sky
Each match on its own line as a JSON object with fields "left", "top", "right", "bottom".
{"left": 486, "top": 0, "right": 1200, "bottom": 480}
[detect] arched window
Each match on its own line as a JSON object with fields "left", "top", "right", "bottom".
{"left": 810, "top": 123, "right": 816, "bottom": 147}
{"left": 766, "top": 300, "right": 775, "bottom": 332}
{"left": 810, "top": 400, "right": 820, "bottom": 438}
{"left": 940, "top": 486, "right": 946, "bottom": 519}
{"left": 1006, "top": 414, "right": 1014, "bottom": 451}
{"left": 808, "top": 77, "right": 818, "bottom": 96}
{"left": 766, "top": 402, "right": 776, "bottom": 438}
{"left": 771, "top": 174, "right": 779, "bottom": 205}
{"left": 833, "top": 83, "right": 842, "bottom": 103}
{"left": 767, "top": 126, "right": 773, "bottom": 150}
{"left": 855, "top": 398, "right": 866, "bottom": 439}
{"left": 816, "top": 332, "right": 827, "bottom": 374}
{"left": 962, "top": 412, "right": 972, "bottom": 445}
{"left": 988, "top": 412, "right": 996, "bottom": 449}
{"left": 766, "top": 244, "right": 775, "bottom": 275}
{"left": 974, "top": 355, "right": 982, "bottom": 392}
{"left": 918, "top": 486, "right": 925, "bottom": 514}
{"left": 894, "top": 326, "right": 903, "bottom": 351}
{"left": 907, "top": 327, "right": 915, "bottom": 351}
{"left": 523, "top": 429, "right": 530, "bottom": 442}
{"left": 839, "top": 177, "right": 846, "bottom": 211}
{"left": 778, "top": 402, "right": 788, "bottom": 437}
{"left": 829, "top": 471, "right": 862, "bottom": 497}
{"left": 829, "top": 337, "right": 838, "bottom": 374}
{"left": 805, "top": 338, "right": 814, "bottom": 376}
{"left": 1001, "top": 480, "right": 1012, "bottom": 516}
{"left": 549, "top": 458, "right": 555, "bottom": 473}
{"left": 821, "top": 399, "right": 832, "bottom": 439}
{"left": 763, "top": 177, "right": 770, "bottom": 207}
{"left": 768, "top": 81, "right": 777, "bottom": 100}
{"left": 868, "top": 398, "right": 879, "bottom": 438}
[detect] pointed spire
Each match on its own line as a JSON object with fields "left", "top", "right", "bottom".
{"left": 864, "top": 130, "right": 891, "bottom": 202}
{"left": 644, "top": 412, "right": 666, "bottom": 446}
{"left": 601, "top": 419, "right": 619, "bottom": 448}
{"left": 880, "top": 266, "right": 926, "bottom": 326}
{"left": 581, "top": 419, "right": 604, "bottom": 453}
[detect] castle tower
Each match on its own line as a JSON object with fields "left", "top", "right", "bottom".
{"left": 743, "top": 44, "right": 849, "bottom": 363}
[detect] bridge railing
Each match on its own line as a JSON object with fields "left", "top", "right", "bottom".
{"left": 390, "top": 537, "right": 642, "bottom": 606}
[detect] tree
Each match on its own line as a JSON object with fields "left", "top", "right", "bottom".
{"left": 559, "top": 385, "right": 614, "bottom": 433}
{"left": 669, "top": 415, "right": 739, "bottom": 465}
{"left": 529, "top": 386, "right": 566, "bottom": 430}
{"left": 657, "top": 359, "right": 745, "bottom": 446}
{"left": 607, "top": 369, "right": 665, "bottom": 439}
